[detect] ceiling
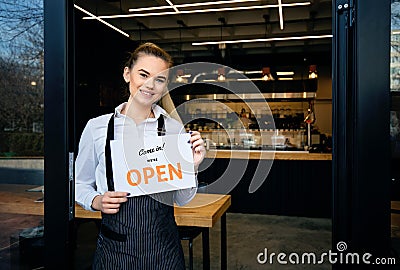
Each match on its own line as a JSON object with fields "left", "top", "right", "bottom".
{"left": 74, "top": 0, "right": 332, "bottom": 65}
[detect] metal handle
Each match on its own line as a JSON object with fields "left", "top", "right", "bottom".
{"left": 68, "top": 152, "right": 74, "bottom": 221}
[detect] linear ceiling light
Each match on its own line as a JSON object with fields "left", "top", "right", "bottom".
{"left": 237, "top": 78, "right": 270, "bottom": 81}
{"left": 276, "top": 71, "right": 295, "bottom": 76}
{"left": 278, "top": 0, "right": 284, "bottom": 30}
{"left": 192, "top": 34, "right": 333, "bottom": 45}
{"left": 128, "top": 0, "right": 260, "bottom": 12}
{"left": 244, "top": 70, "right": 262, "bottom": 74}
{"left": 84, "top": 2, "right": 311, "bottom": 19}
{"left": 74, "top": 4, "right": 129, "bottom": 38}
{"left": 165, "top": 0, "right": 179, "bottom": 13}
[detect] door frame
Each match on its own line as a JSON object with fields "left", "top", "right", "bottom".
{"left": 43, "top": 0, "right": 392, "bottom": 267}
{"left": 332, "top": 0, "right": 391, "bottom": 265}
{"left": 44, "top": 0, "right": 75, "bottom": 268}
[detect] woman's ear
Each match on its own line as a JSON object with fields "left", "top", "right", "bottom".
{"left": 123, "top": 67, "right": 130, "bottom": 83}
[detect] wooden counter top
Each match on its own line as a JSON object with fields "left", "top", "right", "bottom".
{"left": 0, "top": 184, "right": 231, "bottom": 228}
{"left": 76, "top": 193, "right": 231, "bottom": 227}
{"left": 205, "top": 150, "right": 332, "bottom": 160}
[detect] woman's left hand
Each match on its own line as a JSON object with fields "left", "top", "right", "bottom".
{"left": 189, "top": 131, "right": 205, "bottom": 171}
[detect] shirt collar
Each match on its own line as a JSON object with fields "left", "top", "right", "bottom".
{"left": 114, "top": 103, "right": 125, "bottom": 118}
{"left": 151, "top": 103, "right": 169, "bottom": 119}
{"left": 114, "top": 102, "right": 169, "bottom": 120}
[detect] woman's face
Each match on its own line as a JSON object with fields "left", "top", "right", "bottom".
{"left": 123, "top": 54, "right": 169, "bottom": 107}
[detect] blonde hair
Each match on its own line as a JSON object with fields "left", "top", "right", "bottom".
{"left": 125, "top": 42, "right": 173, "bottom": 69}
{"left": 159, "top": 92, "right": 182, "bottom": 123}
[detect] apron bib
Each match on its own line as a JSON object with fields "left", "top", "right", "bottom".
{"left": 93, "top": 115, "right": 185, "bottom": 270}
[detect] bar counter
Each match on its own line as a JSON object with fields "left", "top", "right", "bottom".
{"left": 199, "top": 150, "right": 332, "bottom": 218}
{"left": 205, "top": 149, "right": 332, "bottom": 161}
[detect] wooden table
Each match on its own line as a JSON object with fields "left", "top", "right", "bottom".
{"left": 0, "top": 184, "right": 231, "bottom": 270}
{"left": 0, "top": 184, "right": 45, "bottom": 215}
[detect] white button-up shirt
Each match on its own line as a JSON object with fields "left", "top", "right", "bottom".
{"left": 75, "top": 103, "right": 197, "bottom": 210}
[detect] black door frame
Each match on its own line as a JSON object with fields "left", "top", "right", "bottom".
{"left": 333, "top": 0, "right": 391, "bottom": 266}
{"left": 43, "top": 0, "right": 392, "bottom": 268}
{"left": 44, "top": 0, "right": 75, "bottom": 268}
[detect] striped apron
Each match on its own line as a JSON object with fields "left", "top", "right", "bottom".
{"left": 92, "top": 115, "right": 185, "bottom": 270}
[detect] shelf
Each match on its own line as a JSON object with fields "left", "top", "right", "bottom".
{"left": 183, "top": 92, "right": 316, "bottom": 101}
{"left": 169, "top": 79, "right": 318, "bottom": 99}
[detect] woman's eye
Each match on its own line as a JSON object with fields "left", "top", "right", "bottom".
{"left": 156, "top": 78, "right": 166, "bottom": 83}
{"left": 139, "top": 73, "right": 148, "bottom": 78}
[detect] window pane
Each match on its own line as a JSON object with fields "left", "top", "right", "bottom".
{"left": 391, "top": 1, "right": 400, "bottom": 162}
{"left": 0, "top": 1, "right": 44, "bottom": 269}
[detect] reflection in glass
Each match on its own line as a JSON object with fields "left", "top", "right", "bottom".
{"left": 0, "top": 1, "right": 44, "bottom": 269}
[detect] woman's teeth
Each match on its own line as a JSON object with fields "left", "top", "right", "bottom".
{"left": 140, "top": 90, "right": 153, "bottom": 96}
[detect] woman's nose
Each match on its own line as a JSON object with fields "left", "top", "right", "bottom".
{"left": 143, "top": 77, "right": 154, "bottom": 89}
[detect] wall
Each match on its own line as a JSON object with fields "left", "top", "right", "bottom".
{"left": 314, "top": 65, "right": 333, "bottom": 134}
{"left": 0, "top": 158, "right": 44, "bottom": 169}
{"left": 0, "top": 158, "right": 44, "bottom": 185}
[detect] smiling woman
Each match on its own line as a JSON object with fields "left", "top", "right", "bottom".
{"left": 75, "top": 42, "right": 205, "bottom": 270}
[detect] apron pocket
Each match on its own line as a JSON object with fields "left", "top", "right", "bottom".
{"left": 100, "top": 224, "right": 127, "bottom": 242}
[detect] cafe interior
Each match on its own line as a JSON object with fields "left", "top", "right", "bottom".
{"left": 0, "top": 0, "right": 397, "bottom": 269}
{"left": 73, "top": 1, "right": 333, "bottom": 267}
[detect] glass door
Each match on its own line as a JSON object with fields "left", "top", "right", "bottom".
{"left": 391, "top": 0, "right": 400, "bottom": 248}
{"left": 0, "top": 1, "right": 45, "bottom": 269}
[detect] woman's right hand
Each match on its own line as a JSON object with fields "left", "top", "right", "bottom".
{"left": 91, "top": 191, "right": 129, "bottom": 214}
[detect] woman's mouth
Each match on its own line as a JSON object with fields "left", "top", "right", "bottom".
{"left": 139, "top": 89, "right": 154, "bottom": 97}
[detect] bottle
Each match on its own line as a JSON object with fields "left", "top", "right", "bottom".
{"left": 241, "top": 108, "right": 246, "bottom": 118}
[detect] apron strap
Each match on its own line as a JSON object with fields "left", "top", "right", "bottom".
{"left": 105, "top": 115, "right": 115, "bottom": 191}
{"left": 105, "top": 114, "right": 166, "bottom": 191}
{"left": 157, "top": 114, "right": 166, "bottom": 136}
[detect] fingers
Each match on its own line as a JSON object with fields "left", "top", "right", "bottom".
{"left": 103, "top": 192, "right": 128, "bottom": 204}
{"left": 103, "top": 196, "right": 128, "bottom": 204}
{"left": 192, "top": 139, "right": 205, "bottom": 153}
{"left": 101, "top": 204, "right": 121, "bottom": 214}
{"left": 100, "top": 191, "right": 129, "bottom": 214}
{"left": 105, "top": 191, "right": 130, "bottom": 198}
{"left": 189, "top": 131, "right": 205, "bottom": 153}
{"left": 188, "top": 131, "right": 206, "bottom": 171}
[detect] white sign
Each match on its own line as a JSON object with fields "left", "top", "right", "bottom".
{"left": 110, "top": 133, "right": 196, "bottom": 196}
